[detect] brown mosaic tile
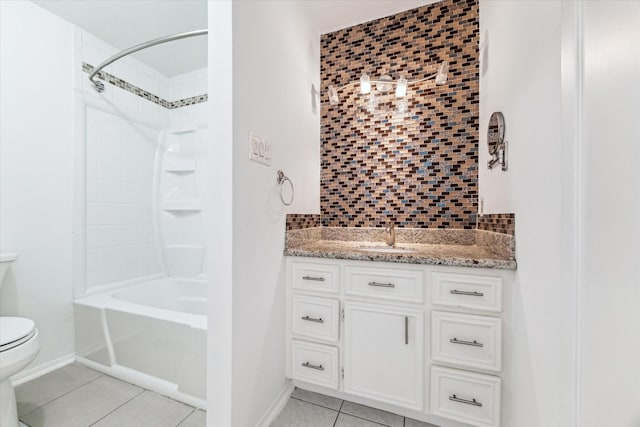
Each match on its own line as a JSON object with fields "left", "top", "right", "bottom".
{"left": 286, "top": 214, "right": 322, "bottom": 231}
{"left": 477, "top": 213, "right": 515, "bottom": 236}
{"left": 82, "top": 62, "right": 207, "bottom": 110}
{"left": 320, "top": 0, "right": 479, "bottom": 229}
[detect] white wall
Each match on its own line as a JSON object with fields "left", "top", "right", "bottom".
{"left": 0, "top": 0, "right": 76, "bottom": 369}
{"left": 579, "top": 2, "right": 640, "bottom": 426}
{"left": 207, "top": 1, "right": 233, "bottom": 425}
{"left": 229, "top": 1, "right": 320, "bottom": 425}
{"left": 479, "top": 2, "right": 576, "bottom": 426}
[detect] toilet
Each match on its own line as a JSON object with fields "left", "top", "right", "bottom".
{"left": 0, "top": 254, "right": 40, "bottom": 427}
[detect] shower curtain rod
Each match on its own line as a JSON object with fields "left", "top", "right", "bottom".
{"left": 88, "top": 29, "right": 208, "bottom": 92}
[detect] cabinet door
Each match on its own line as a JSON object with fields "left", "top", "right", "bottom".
{"left": 343, "top": 301, "right": 424, "bottom": 410}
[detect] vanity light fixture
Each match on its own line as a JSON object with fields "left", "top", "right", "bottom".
{"left": 360, "top": 74, "right": 371, "bottom": 94}
{"left": 326, "top": 60, "right": 448, "bottom": 105}
{"left": 395, "top": 76, "right": 408, "bottom": 98}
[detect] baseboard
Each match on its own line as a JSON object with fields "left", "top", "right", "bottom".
{"left": 255, "top": 380, "right": 294, "bottom": 427}
{"left": 11, "top": 354, "right": 76, "bottom": 386}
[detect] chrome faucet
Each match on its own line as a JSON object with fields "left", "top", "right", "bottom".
{"left": 385, "top": 222, "right": 396, "bottom": 247}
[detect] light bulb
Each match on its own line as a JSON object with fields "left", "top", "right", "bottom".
{"left": 395, "top": 76, "right": 407, "bottom": 98}
{"left": 360, "top": 74, "right": 371, "bottom": 94}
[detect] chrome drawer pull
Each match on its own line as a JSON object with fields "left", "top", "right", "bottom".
{"left": 368, "top": 281, "right": 395, "bottom": 288}
{"left": 450, "top": 289, "right": 484, "bottom": 297}
{"left": 301, "top": 315, "right": 324, "bottom": 323}
{"left": 301, "top": 362, "right": 324, "bottom": 371}
{"left": 450, "top": 338, "right": 484, "bottom": 347}
{"left": 302, "top": 276, "right": 325, "bottom": 282}
{"left": 449, "top": 394, "right": 483, "bottom": 407}
{"left": 404, "top": 316, "right": 409, "bottom": 345}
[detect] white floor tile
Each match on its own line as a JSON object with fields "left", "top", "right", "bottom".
{"left": 21, "top": 375, "right": 142, "bottom": 427}
{"left": 16, "top": 363, "right": 102, "bottom": 416}
{"left": 339, "top": 401, "right": 404, "bottom": 427}
{"left": 292, "top": 388, "right": 343, "bottom": 411}
{"left": 271, "top": 398, "right": 338, "bottom": 427}
{"left": 92, "top": 391, "right": 194, "bottom": 427}
{"left": 178, "top": 409, "right": 206, "bottom": 427}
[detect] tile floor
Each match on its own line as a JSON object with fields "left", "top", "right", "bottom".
{"left": 15, "top": 363, "right": 205, "bottom": 427}
{"left": 272, "top": 388, "right": 438, "bottom": 427}
{"left": 15, "top": 364, "right": 437, "bottom": 427}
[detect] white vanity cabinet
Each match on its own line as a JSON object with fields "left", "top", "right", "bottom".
{"left": 343, "top": 301, "right": 424, "bottom": 410}
{"left": 285, "top": 257, "right": 512, "bottom": 427}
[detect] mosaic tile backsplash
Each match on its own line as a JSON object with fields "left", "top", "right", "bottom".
{"left": 477, "top": 213, "right": 516, "bottom": 236}
{"left": 320, "top": 0, "right": 479, "bottom": 228}
{"left": 286, "top": 214, "right": 322, "bottom": 231}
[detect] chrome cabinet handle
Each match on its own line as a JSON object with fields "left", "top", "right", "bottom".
{"left": 450, "top": 289, "right": 484, "bottom": 297}
{"left": 450, "top": 338, "right": 484, "bottom": 347}
{"left": 301, "top": 362, "right": 324, "bottom": 371}
{"left": 368, "top": 281, "right": 395, "bottom": 288}
{"left": 404, "top": 316, "right": 409, "bottom": 345}
{"left": 302, "top": 276, "right": 325, "bottom": 282}
{"left": 449, "top": 394, "right": 482, "bottom": 407}
{"left": 301, "top": 315, "right": 324, "bottom": 323}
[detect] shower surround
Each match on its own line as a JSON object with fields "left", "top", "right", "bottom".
{"left": 73, "top": 29, "right": 209, "bottom": 407}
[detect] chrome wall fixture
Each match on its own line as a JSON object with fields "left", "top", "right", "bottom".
{"left": 487, "top": 111, "right": 508, "bottom": 171}
{"left": 88, "top": 29, "right": 208, "bottom": 92}
{"left": 326, "top": 61, "right": 449, "bottom": 106}
{"left": 277, "top": 170, "right": 294, "bottom": 206}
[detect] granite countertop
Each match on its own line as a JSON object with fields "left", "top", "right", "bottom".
{"left": 284, "top": 227, "right": 517, "bottom": 270}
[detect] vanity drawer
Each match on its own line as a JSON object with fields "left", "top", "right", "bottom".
{"left": 292, "top": 295, "right": 340, "bottom": 342}
{"left": 292, "top": 261, "right": 340, "bottom": 293}
{"left": 291, "top": 340, "right": 339, "bottom": 389}
{"left": 344, "top": 265, "right": 424, "bottom": 303}
{"left": 432, "top": 311, "right": 502, "bottom": 372}
{"left": 430, "top": 366, "right": 501, "bottom": 427}
{"left": 432, "top": 272, "right": 502, "bottom": 312}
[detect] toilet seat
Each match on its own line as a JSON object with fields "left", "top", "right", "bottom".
{"left": 0, "top": 317, "right": 36, "bottom": 353}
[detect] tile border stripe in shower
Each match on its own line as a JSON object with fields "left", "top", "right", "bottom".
{"left": 82, "top": 62, "right": 208, "bottom": 110}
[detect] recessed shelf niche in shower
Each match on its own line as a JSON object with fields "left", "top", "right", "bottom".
{"left": 157, "top": 125, "right": 207, "bottom": 278}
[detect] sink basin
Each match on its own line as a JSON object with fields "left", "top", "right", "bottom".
{"left": 359, "top": 246, "right": 416, "bottom": 254}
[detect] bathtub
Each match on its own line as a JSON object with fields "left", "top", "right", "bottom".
{"left": 74, "top": 278, "right": 207, "bottom": 409}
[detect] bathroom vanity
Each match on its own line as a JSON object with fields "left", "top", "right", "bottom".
{"left": 284, "top": 227, "right": 515, "bottom": 427}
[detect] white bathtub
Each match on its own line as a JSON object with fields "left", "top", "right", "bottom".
{"left": 74, "top": 278, "right": 207, "bottom": 409}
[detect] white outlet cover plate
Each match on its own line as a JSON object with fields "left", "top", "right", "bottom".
{"left": 249, "top": 132, "right": 271, "bottom": 166}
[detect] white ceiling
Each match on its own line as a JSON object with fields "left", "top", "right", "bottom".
{"left": 32, "top": 0, "right": 207, "bottom": 77}
{"left": 32, "top": 0, "right": 438, "bottom": 77}
{"left": 299, "top": 0, "right": 440, "bottom": 35}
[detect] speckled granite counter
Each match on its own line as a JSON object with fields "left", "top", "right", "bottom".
{"left": 284, "top": 227, "right": 517, "bottom": 270}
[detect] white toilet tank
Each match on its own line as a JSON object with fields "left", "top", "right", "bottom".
{"left": 0, "top": 253, "right": 18, "bottom": 292}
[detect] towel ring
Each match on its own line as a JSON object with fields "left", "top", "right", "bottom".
{"left": 276, "top": 170, "right": 294, "bottom": 206}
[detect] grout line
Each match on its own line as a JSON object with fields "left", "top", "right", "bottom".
{"left": 174, "top": 408, "right": 197, "bottom": 426}
{"left": 87, "top": 388, "right": 146, "bottom": 426}
{"left": 289, "top": 394, "right": 394, "bottom": 427}
{"left": 332, "top": 400, "right": 344, "bottom": 427}
{"left": 18, "top": 369, "right": 105, "bottom": 418}
{"left": 332, "top": 410, "right": 339, "bottom": 427}
{"left": 290, "top": 396, "right": 342, "bottom": 412}
{"left": 338, "top": 412, "right": 389, "bottom": 426}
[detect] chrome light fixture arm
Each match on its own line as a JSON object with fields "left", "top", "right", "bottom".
{"left": 88, "top": 29, "right": 208, "bottom": 92}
